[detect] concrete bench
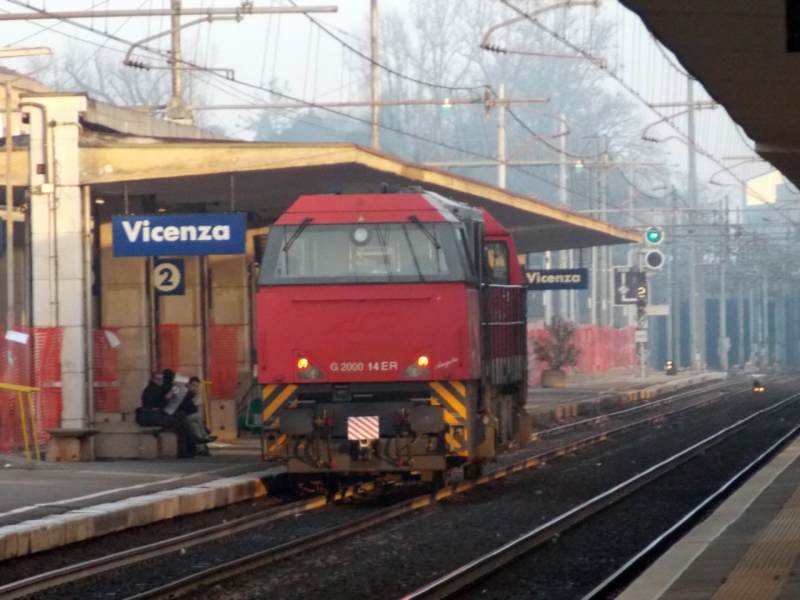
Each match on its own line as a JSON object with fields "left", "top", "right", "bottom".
{"left": 93, "top": 421, "right": 178, "bottom": 460}
{"left": 45, "top": 428, "right": 99, "bottom": 462}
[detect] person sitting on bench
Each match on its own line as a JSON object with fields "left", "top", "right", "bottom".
{"left": 135, "top": 370, "right": 203, "bottom": 458}
{"left": 175, "top": 376, "right": 217, "bottom": 456}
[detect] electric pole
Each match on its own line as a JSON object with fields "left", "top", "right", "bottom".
{"left": 163, "top": 0, "right": 192, "bottom": 124}
{"left": 599, "top": 138, "right": 609, "bottom": 327}
{"left": 687, "top": 76, "right": 704, "bottom": 369}
{"left": 371, "top": 0, "right": 380, "bottom": 150}
{"left": 497, "top": 84, "right": 506, "bottom": 189}
{"left": 670, "top": 187, "right": 680, "bottom": 364}
{"left": 558, "top": 114, "right": 572, "bottom": 321}
{"left": 4, "top": 82, "right": 12, "bottom": 328}
{"left": 719, "top": 196, "right": 729, "bottom": 371}
{"left": 762, "top": 271, "right": 769, "bottom": 366}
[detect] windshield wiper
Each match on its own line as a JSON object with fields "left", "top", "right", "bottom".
{"left": 402, "top": 224, "right": 425, "bottom": 282}
{"left": 283, "top": 217, "right": 313, "bottom": 252}
{"left": 409, "top": 215, "right": 441, "bottom": 250}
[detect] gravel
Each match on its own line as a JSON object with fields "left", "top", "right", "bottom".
{"left": 187, "top": 380, "right": 800, "bottom": 600}
{"left": 498, "top": 378, "right": 752, "bottom": 468}
{"left": 0, "top": 495, "right": 282, "bottom": 587}
{"left": 28, "top": 484, "right": 426, "bottom": 600}
{"left": 462, "top": 394, "right": 800, "bottom": 599}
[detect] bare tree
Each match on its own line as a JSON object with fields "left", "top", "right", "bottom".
{"left": 28, "top": 45, "right": 212, "bottom": 126}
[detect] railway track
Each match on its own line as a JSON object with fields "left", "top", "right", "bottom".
{"left": 530, "top": 378, "right": 740, "bottom": 440}
{"left": 400, "top": 390, "right": 800, "bottom": 600}
{"left": 1, "top": 377, "right": 768, "bottom": 600}
{"left": 493, "top": 376, "right": 756, "bottom": 473}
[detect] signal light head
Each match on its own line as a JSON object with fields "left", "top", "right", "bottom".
{"left": 644, "top": 227, "right": 663, "bottom": 245}
{"left": 297, "top": 358, "right": 309, "bottom": 370}
{"left": 417, "top": 355, "right": 429, "bottom": 368}
{"left": 645, "top": 250, "right": 665, "bottom": 270}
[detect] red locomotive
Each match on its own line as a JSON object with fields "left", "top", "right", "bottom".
{"left": 256, "top": 189, "right": 528, "bottom": 480}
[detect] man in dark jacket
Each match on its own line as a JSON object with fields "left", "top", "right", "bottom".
{"left": 136, "top": 371, "right": 199, "bottom": 458}
{"left": 176, "top": 376, "right": 216, "bottom": 456}
{"left": 140, "top": 371, "right": 167, "bottom": 411}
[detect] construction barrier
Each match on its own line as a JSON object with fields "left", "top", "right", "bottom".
{"left": 209, "top": 325, "right": 239, "bottom": 400}
{"left": 528, "top": 325, "right": 636, "bottom": 386}
{"left": 0, "top": 326, "right": 63, "bottom": 455}
{"left": 93, "top": 328, "right": 121, "bottom": 413}
{"left": 157, "top": 324, "right": 180, "bottom": 374}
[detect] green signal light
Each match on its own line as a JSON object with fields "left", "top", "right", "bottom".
{"left": 645, "top": 227, "right": 663, "bottom": 245}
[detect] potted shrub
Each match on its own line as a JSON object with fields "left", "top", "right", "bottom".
{"left": 533, "top": 315, "right": 580, "bottom": 388}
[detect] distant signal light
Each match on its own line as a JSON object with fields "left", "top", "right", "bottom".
{"left": 644, "top": 227, "right": 663, "bottom": 245}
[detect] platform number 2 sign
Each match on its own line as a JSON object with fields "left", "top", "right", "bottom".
{"left": 153, "top": 258, "right": 185, "bottom": 296}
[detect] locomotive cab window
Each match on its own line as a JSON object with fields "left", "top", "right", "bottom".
{"left": 259, "top": 222, "right": 467, "bottom": 285}
{"left": 485, "top": 241, "right": 510, "bottom": 285}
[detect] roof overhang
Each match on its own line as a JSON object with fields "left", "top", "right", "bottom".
{"left": 618, "top": 0, "right": 800, "bottom": 186}
{"left": 76, "top": 136, "right": 638, "bottom": 253}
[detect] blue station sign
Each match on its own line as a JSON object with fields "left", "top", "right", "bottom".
{"left": 112, "top": 213, "right": 246, "bottom": 257}
{"left": 525, "top": 268, "right": 589, "bottom": 291}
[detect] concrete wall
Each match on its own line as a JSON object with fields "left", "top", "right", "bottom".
{"left": 26, "top": 93, "right": 89, "bottom": 429}
{"left": 99, "top": 223, "right": 150, "bottom": 416}
{"left": 97, "top": 225, "right": 258, "bottom": 424}
{"left": 159, "top": 256, "right": 203, "bottom": 380}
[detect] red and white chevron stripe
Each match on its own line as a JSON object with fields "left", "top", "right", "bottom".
{"left": 347, "top": 416, "right": 380, "bottom": 440}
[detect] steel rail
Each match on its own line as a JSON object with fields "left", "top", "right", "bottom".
{"left": 0, "top": 482, "right": 378, "bottom": 600}
{"left": 117, "top": 384, "right": 776, "bottom": 600}
{"left": 489, "top": 381, "right": 752, "bottom": 476}
{"left": 579, "top": 422, "right": 800, "bottom": 600}
{"left": 4, "top": 380, "right": 764, "bottom": 600}
{"left": 400, "top": 392, "right": 800, "bottom": 600}
{"left": 531, "top": 378, "right": 737, "bottom": 440}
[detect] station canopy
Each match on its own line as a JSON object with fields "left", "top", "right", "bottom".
{"left": 619, "top": 0, "right": 800, "bottom": 188}
{"left": 74, "top": 132, "right": 637, "bottom": 253}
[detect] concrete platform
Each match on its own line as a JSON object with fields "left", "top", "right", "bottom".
{"left": 526, "top": 369, "right": 726, "bottom": 424}
{"left": 0, "top": 438, "right": 284, "bottom": 561}
{"left": 618, "top": 436, "right": 800, "bottom": 600}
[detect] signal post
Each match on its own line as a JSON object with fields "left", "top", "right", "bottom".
{"left": 614, "top": 227, "right": 665, "bottom": 377}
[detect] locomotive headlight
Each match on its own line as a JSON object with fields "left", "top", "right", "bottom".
{"left": 417, "top": 355, "right": 429, "bottom": 368}
{"left": 297, "top": 357, "right": 309, "bottom": 370}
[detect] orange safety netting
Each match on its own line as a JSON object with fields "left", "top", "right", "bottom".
{"left": 0, "top": 326, "right": 64, "bottom": 454}
{"left": 157, "top": 324, "right": 180, "bottom": 374}
{"left": 93, "top": 328, "right": 121, "bottom": 412}
{"left": 209, "top": 324, "right": 238, "bottom": 400}
{"left": 527, "top": 325, "right": 636, "bottom": 386}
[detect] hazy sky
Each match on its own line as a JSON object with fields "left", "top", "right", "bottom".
{"left": 0, "top": 0, "right": 774, "bottom": 201}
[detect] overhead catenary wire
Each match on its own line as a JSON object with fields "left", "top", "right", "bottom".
{"left": 1, "top": 2, "right": 605, "bottom": 201}
{"left": 4, "top": 0, "right": 776, "bottom": 232}
{"left": 282, "top": 0, "right": 486, "bottom": 92}
{"left": 498, "top": 0, "right": 798, "bottom": 228}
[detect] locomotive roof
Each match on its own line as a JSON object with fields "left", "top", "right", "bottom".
{"left": 275, "top": 191, "right": 488, "bottom": 227}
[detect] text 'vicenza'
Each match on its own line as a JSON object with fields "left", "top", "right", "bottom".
{"left": 122, "top": 220, "right": 231, "bottom": 243}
